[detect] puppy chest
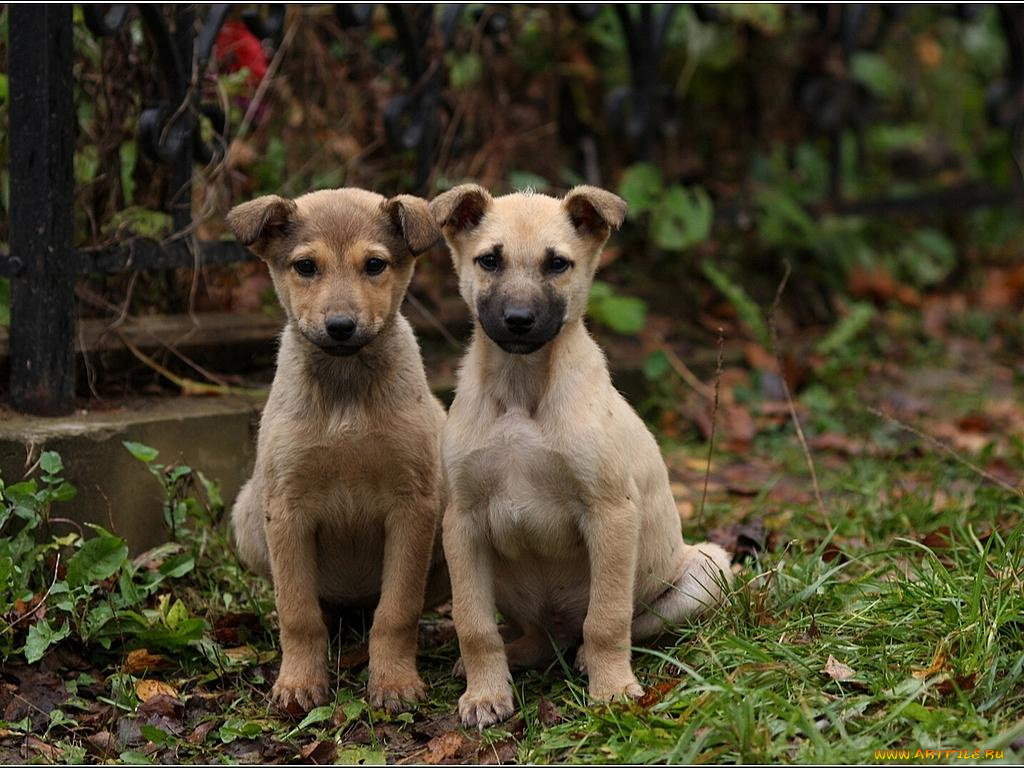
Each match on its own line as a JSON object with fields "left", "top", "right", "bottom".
{"left": 455, "top": 445, "right": 587, "bottom": 561}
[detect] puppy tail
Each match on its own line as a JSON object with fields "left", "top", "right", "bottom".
{"left": 631, "top": 541, "right": 733, "bottom": 639}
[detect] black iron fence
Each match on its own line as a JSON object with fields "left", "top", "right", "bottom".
{"left": 2, "top": 4, "right": 1024, "bottom": 416}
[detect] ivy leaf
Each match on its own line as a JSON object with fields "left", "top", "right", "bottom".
{"left": 49, "top": 482, "right": 77, "bottom": 503}
{"left": 643, "top": 349, "right": 671, "bottom": 381}
{"left": 298, "top": 705, "right": 335, "bottom": 730}
{"left": 652, "top": 185, "right": 714, "bottom": 251}
{"left": 588, "top": 281, "right": 648, "bottom": 335}
{"left": 123, "top": 441, "right": 159, "bottom": 464}
{"left": 66, "top": 533, "right": 128, "bottom": 588}
{"left": 618, "top": 163, "right": 663, "bottom": 215}
{"left": 39, "top": 452, "right": 63, "bottom": 477}
{"left": 24, "top": 620, "right": 71, "bottom": 664}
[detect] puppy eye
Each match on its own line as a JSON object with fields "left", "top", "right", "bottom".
{"left": 293, "top": 259, "right": 317, "bottom": 277}
{"left": 364, "top": 257, "right": 389, "bottom": 276}
{"left": 474, "top": 251, "right": 502, "bottom": 272}
{"left": 546, "top": 255, "right": 572, "bottom": 274}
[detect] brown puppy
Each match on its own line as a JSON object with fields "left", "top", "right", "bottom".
{"left": 431, "top": 185, "right": 733, "bottom": 728}
{"left": 226, "top": 188, "right": 446, "bottom": 713}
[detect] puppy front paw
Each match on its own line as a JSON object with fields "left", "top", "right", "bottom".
{"left": 272, "top": 671, "right": 331, "bottom": 715}
{"left": 458, "top": 685, "right": 514, "bottom": 729}
{"left": 368, "top": 671, "right": 427, "bottom": 713}
{"left": 588, "top": 673, "right": 644, "bottom": 701}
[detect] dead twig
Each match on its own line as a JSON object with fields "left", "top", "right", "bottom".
{"left": 866, "top": 406, "right": 1024, "bottom": 496}
{"left": 657, "top": 340, "right": 715, "bottom": 401}
{"left": 698, "top": 327, "right": 724, "bottom": 529}
{"left": 769, "top": 260, "right": 830, "bottom": 529}
{"left": 117, "top": 330, "right": 266, "bottom": 399}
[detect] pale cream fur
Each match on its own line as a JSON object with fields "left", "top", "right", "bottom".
{"left": 431, "top": 185, "right": 733, "bottom": 728}
{"left": 227, "top": 188, "right": 447, "bottom": 714}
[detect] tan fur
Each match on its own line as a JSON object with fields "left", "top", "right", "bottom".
{"left": 431, "top": 185, "right": 733, "bottom": 728}
{"left": 227, "top": 188, "right": 447, "bottom": 714}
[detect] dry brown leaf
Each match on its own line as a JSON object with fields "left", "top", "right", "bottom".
{"left": 912, "top": 644, "right": 949, "bottom": 680}
{"left": 299, "top": 739, "right": 338, "bottom": 765}
{"left": 85, "top": 731, "right": 119, "bottom": 758}
{"left": 25, "top": 735, "right": 62, "bottom": 761}
{"left": 638, "top": 679, "right": 680, "bottom": 709}
{"left": 422, "top": 731, "right": 467, "bottom": 765}
{"left": 122, "top": 649, "right": 170, "bottom": 675}
{"left": 477, "top": 735, "right": 519, "bottom": 765}
{"left": 337, "top": 643, "right": 370, "bottom": 669}
{"left": 135, "top": 679, "right": 178, "bottom": 703}
{"left": 538, "top": 697, "right": 562, "bottom": 726}
{"left": 188, "top": 720, "right": 218, "bottom": 746}
{"left": 849, "top": 265, "right": 921, "bottom": 307}
{"left": 822, "top": 655, "right": 856, "bottom": 682}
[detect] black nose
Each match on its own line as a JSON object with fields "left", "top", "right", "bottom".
{"left": 503, "top": 308, "right": 535, "bottom": 335}
{"left": 325, "top": 315, "right": 357, "bottom": 341}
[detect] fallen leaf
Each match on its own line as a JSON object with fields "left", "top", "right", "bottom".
{"left": 957, "top": 413, "right": 991, "bottom": 433}
{"left": 912, "top": 644, "right": 948, "bottom": 680}
{"left": 85, "top": 731, "right": 119, "bottom": 758}
{"left": 707, "top": 518, "right": 766, "bottom": 562}
{"left": 811, "top": 432, "right": 870, "bottom": 456}
{"left": 135, "top": 680, "right": 179, "bottom": 704}
{"left": 337, "top": 643, "right": 370, "bottom": 669}
{"left": 822, "top": 655, "right": 856, "bottom": 682}
{"left": 122, "top": 649, "right": 170, "bottom": 675}
{"left": 24, "top": 735, "right": 61, "bottom": 761}
{"left": 187, "top": 720, "right": 217, "bottom": 746}
{"left": 537, "top": 697, "right": 562, "bottom": 726}
{"left": 849, "top": 265, "right": 921, "bottom": 307}
{"left": 638, "top": 679, "right": 680, "bottom": 709}
{"left": 477, "top": 735, "right": 519, "bottom": 765}
{"left": 299, "top": 739, "right": 338, "bottom": 765}
{"left": 935, "top": 673, "right": 976, "bottom": 696}
{"left": 212, "top": 612, "right": 263, "bottom": 645}
{"left": 821, "top": 543, "right": 847, "bottom": 564}
{"left": 920, "top": 527, "right": 952, "bottom": 551}
{"left": 421, "top": 731, "right": 466, "bottom": 765}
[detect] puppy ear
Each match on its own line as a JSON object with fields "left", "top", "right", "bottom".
{"left": 226, "top": 195, "right": 297, "bottom": 256}
{"left": 382, "top": 195, "right": 441, "bottom": 256}
{"left": 562, "top": 186, "right": 627, "bottom": 239}
{"left": 429, "top": 184, "right": 493, "bottom": 237}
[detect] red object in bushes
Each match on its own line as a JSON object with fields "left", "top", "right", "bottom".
{"left": 215, "top": 20, "right": 268, "bottom": 86}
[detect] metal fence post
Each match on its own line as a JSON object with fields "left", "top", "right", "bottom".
{"left": 8, "top": 5, "right": 77, "bottom": 415}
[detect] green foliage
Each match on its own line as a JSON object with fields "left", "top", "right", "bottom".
{"left": 123, "top": 441, "right": 221, "bottom": 541}
{"left": 588, "top": 280, "right": 648, "bottom": 335}
{"left": 896, "top": 228, "right": 957, "bottom": 288}
{"left": 447, "top": 51, "right": 483, "bottom": 89}
{"left": 618, "top": 163, "right": 714, "bottom": 252}
{"left": 701, "top": 261, "right": 771, "bottom": 348}
{"left": 102, "top": 207, "right": 172, "bottom": 240}
{"left": 816, "top": 302, "right": 877, "bottom": 356}
{"left": 0, "top": 443, "right": 225, "bottom": 667}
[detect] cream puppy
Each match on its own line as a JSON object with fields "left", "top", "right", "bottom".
{"left": 430, "top": 184, "right": 732, "bottom": 728}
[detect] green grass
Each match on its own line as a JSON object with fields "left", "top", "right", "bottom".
{"left": 1, "top": 307, "right": 1022, "bottom": 764}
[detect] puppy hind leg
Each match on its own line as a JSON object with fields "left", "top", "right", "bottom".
{"left": 230, "top": 476, "right": 272, "bottom": 580}
{"left": 632, "top": 542, "right": 733, "bottom": 640}
{"left": 453, "top": 625, "right": 555, "bottom": 678}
